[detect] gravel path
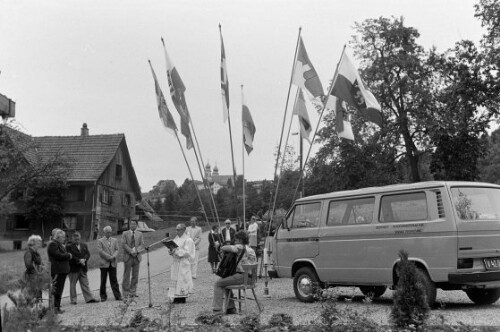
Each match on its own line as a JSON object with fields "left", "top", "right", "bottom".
{"left": 58, "top": 255, "right": 500, "bottom": 328}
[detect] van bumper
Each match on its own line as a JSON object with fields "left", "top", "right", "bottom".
{"left": 449, "top": 271, "right": 500, "bottom": 284}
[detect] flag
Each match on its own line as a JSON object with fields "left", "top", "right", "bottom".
{"left": 220, "top": 28, "right": 230, "bottom": 122}
{"left": 329, "top": 50, "right": 382, "bottom": 126}
{"left": 241, "top": 87, "right": 256, "bottom": 155}
{"left": 292, "top": 90, "right": 312, "bottom": 143}
{"left": 292, "top": 37, "right": 324, "bottom": 100}
{"left": 148, "top": 60, "right": 177, "bottom": 136}
{"left": 161, "top": 38, "right": 193, "bottom": 149}
{"left": 334, "top": 98, "right": 354, "bottom": 141}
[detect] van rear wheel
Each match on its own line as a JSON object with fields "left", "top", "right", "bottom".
{"left": 359, "top": 286, "right": 387, "bottom": 298}
{"left": 465, "top": 288, "right": 500, "bottom": 305}
{"left": 293, "top": 267, "right": 319, "bottom": 302}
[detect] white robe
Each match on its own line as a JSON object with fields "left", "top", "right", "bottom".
{"left": 167, "top": 233, "right": 195, "bottom": 300}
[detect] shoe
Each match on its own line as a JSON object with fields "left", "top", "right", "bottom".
{"left": 86, "top": 299, "right": 99, "bottom": 303}
{"left": 131, "top": 294, "right": 139, "bottom": 298}
{"left": 54, "top": 308, "right": 65, "bottom": 314}
{"left": 116, "top": 297, "right": 123, "bottom": 301}
{"left": 71, "top": 302, "right": 77, "bottom": 305}
{"left": 192, "top": 276, "right": 197, "bottom": 279}
{"left": 226, "top": 308, "right": 237, "bottom": 315}
{"left": 100, "top": 298, "right": 107, "bottom": 302}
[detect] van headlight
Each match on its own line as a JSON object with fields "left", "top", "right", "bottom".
{"left": 457, "top": 258, "right": 473, "bottom": 269}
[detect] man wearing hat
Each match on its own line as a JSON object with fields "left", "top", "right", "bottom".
{"left": 221, "top": 219, "right": 236, "bottom": 245}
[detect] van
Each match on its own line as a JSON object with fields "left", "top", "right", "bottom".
{"left": 271, "top": 181, "right": 500, "bottom": 306}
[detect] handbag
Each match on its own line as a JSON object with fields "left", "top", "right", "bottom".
{"left": 216, "top": 247, "right": 246, "bottom": 278}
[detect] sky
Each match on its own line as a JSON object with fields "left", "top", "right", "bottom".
{"left": 0, "top": 0, "right": 486, "bottom": 193}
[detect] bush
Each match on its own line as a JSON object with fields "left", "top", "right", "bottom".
{"left": 240, "top": 313, "right": 261, "bottom": 332}
{"left": 195, "top": 310, "right": 225, "bottom": 325}
{"left": 390, "top": 250, "right": 430, "bottom": 330}
{"left": 268, "top": 313, "right": 293, "bottom": 329}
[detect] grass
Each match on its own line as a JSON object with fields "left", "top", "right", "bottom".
{"left": 0, "top": 224, "right": 211, "bottom": 295}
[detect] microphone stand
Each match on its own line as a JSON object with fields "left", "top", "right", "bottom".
{"left": 136, "top": 237, "right": 171, "bottom": 310}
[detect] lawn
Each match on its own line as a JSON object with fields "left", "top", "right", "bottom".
{"left": 0, "top": 224, "right": 210, "bottom": 294}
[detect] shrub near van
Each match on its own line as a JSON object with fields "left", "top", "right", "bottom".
{"left": 272, "top": 181, "right": 500, "bottom": 306}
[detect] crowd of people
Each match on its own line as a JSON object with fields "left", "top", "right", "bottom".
{"left": 21, "top": 216, "right": 271, "bottom": 315}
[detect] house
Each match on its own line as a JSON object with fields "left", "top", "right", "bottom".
{"left": 0, "top": 124, "right": 141, "bottom": 249}
{"left": 200, "top": 162, "right": 237, "bottom": 194}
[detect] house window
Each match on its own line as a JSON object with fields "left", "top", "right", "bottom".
{"left": 14, "top": 215, "right": 29, "bottom": 230}
{"left": 122, "top": 194, "right": 131, "bottom": 206}
{"left": 115, "top": 164, "right": 123, "bottom": 179}
{"left": 63, "top": 216, "right": 77, "bottom": 230}
{"left": 101, "top": 188, "right": 112, "bottom": 205}
{"left": 64, "top": 186, "right": 85, "bottom": 202}
{"left": 13, "top": 241, "right": 22, "bottom": 250}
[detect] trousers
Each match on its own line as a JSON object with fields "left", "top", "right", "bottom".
{"left": 122, "top": 257, "right": 140, "bottom": 296}
{"left": 69, "top": 270, "right": 94, "bottom": 303}
{"left": 100, "top": 266, "right": 121, "bottom": 300}
{"left": 212, "top": 273, "right": 244, "bottom": 311}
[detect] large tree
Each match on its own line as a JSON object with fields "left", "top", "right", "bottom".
{"left": 351, "top": 16, "right": 435, "bottom": 182}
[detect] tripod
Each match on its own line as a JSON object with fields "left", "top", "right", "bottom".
{"left": 136, "top": 237, "right": 170, "bottom": 310}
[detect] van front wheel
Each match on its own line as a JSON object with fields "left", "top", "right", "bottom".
{"left": 416, "top": 269, "right": 437, "bottom": 307}
{"left": 293, "top": 267, "right": 319, "bottom": 302}
{"left": 465, "top": 288, "right": 500, "bottom": 305}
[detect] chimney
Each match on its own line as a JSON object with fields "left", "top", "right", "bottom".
{"left": 81, "top": 123, "right": 89, "bottom": 136}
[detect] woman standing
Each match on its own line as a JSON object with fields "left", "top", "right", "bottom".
{"left": 247, "top": 216, "right": 259, "bottom": 252}
{"left": 24, "top": 234, "right": 44, "bottom": 300}
{"left": 208, "top": 225, "right": 222, "bottom": 273}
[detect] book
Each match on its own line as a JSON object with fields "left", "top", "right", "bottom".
{"left": 162, "top": 239, "right": 178, "bottom": 250}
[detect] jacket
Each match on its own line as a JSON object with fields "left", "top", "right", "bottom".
{"left": 97, "top": 236, "right": 120, "bottom": 268}
{"left": 47, "top": 240, "right": 71, "bottom": 275}
{"left": 122, "top": 230, "right": 145, "bottom": 262}
{"left": 221, "top": 227, "right": 236, "bottom": 245}
{"left": 66, "top": 242, "right": 90, "bottom": 273}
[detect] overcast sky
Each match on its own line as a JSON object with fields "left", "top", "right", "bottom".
{"left": 0, "top": 0, "right": 485, "bottom": 192}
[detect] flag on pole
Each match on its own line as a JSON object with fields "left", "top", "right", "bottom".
{"left": 161, "top": 38, "right": 193, "bottom": 149}
{"left": 328, "top": 49, "right": 382, "bottom": 126}
{"left": 293, "top": 90, "right": 312, "bottom": 143}
{"left": 334, "top": 98, "right": 355, "bottom": 141}
{"left": 220, "top": 27, "right": 230, "bottom": 123}
{"left": 148, "top": 60, "right": 177, "bottom": 136}
{"left": 241, "top": 86, "right": 256, "bottom": 155}
{"left": 292, "top": 37, "right": 324, "bottom": 100}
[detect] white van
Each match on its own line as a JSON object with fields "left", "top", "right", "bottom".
{"left": 272, "top": 181, "right": 500, "bottom": 306}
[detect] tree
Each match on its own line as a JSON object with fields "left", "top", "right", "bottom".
{"left": 351, "top": 16, "right": 435, "bottom": 182}
{"left": 478, "top": 129, "right": 500, "bottom": 183}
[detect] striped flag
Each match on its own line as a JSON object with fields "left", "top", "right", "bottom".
{"left": 241, "top": 86, "right": 256, "bottom": 155}
{"left": 161, "top": 38, "right": 193, "bottom": 149}
{"left": 148, "top": 60, "right": 177, "bottom": 137}
{"left": 292, "top": 37, "right": 324, "bottom": 101}
{"left": 328, "top": 49, "right": 382, "bottom": 126}
{"left": 220, "top": 28, "right": 230, "bottom": 122}
{"left": 293, "top": 90, "right": 312, "bottom": 143}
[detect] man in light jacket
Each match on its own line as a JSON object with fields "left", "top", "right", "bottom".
{"left": 186, "top": 216, "right": 202, "bottom": 279}
{"left": 97, "top": 226, "right": 122, "bottom": 301}
{"left": 122, "top": 219, "right": 144, "bottom": 298}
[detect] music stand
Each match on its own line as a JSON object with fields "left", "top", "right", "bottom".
{"left": 136, "top": 233, "right": 172, "bottom": 310}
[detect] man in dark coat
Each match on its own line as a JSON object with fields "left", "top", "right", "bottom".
{"left": 66, "top": 232, "right": 99, "bottom": 304}
{"left": 47, "top": 229, "right": 72, "bottom": 313}
{"left": 221, "top": 219, "right": 236, "bottom": 245}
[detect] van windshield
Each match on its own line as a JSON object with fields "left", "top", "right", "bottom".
{"left": 451, "top": 187, "right": 500, "bottom": 221}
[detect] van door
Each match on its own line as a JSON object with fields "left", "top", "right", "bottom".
{"left": 274, "top": 202, "right": 321, "bottom": 277}
{"left": 450, "top": 186, "right": 500, "bottom": 277}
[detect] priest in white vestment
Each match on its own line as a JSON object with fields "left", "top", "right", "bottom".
{"left": 167, "top": 223, "right": 195, "bottom": 303}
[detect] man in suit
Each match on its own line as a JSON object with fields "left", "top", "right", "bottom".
{"left": 186, "top": 216, "right": 202, "bottom": 279}
{"left": 47, "top": 229, "right": 72, "bottom": 314}
{"left": 221, "top": 219, "right": 236, "bottom": 245}
{"left": 121, "top": 219, "right": 144, "bottom": 298}
{"left": 66, "top": 232, "right": 99, "bottom": 304}
{"left": 97, "top": 226, "right": 122, "bottom": 301}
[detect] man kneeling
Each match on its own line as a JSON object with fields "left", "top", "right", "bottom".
{"left": 212, "top": 231, "right": 256, "bottom": 314}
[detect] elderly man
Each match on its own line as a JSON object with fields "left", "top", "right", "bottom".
{"left": 186, "top": 217, "right": 202, "bottom": 279}
{"left": 66, "top": 232, "right": 99, "bottom": 304}
{"left": 47, "top": 229, "right": 72, "bottom": 314}
{"left": 122, "top": 220, "right": 144, "bottom": 298}
{"left": 97, "top": 226, "right": 122, "bottom": 301}
{"left": 221, "top": 219, "right": 236, "bottom": 245}
{"left": 168, "top": 223, "right": 195, "bottom": 303}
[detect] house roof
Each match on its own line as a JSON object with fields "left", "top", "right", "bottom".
{"left": 33, "top": 134, "right": 124, "bottom": 182}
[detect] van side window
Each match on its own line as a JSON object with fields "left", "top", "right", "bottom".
{"left": 289, "top": 202, "right": 321, "bottom": 228}
{"left": 380, "top": 192, "right": 428, "bottom": 222}
{"left": 327, "top": 197, "right": 375, "bottom": 225}
{"left": 451, "top": 187, "right": 500, "bottom": 220}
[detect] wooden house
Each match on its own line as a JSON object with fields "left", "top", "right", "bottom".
{"left": 0, "top": 124, "right": 141, "bottom": 249}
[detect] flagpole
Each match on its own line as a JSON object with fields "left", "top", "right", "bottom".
{"left": 219, "top": 24, "right": 239, "bottom": 220}
{"left": 174, "top": 130, "right": 211, "bottom": 226}
{"left": 291, "top": 44, "right": 347, "bottom": 202}
{"left": 267, "top": 27, "right": 302, "bottom": 230}
{"left": 241, "top": 84, "right": 246, "bottom": 231}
